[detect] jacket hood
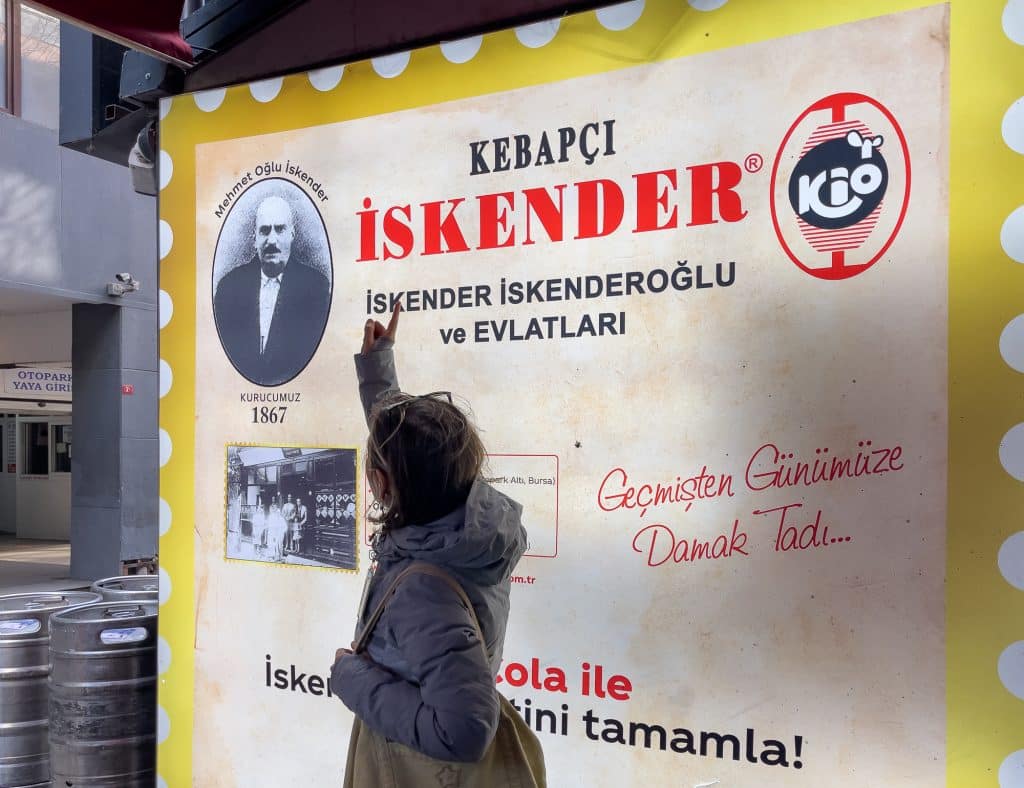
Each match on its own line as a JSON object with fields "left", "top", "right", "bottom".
{"left": 377, "top": 479, "right": 526, "bottom": 586}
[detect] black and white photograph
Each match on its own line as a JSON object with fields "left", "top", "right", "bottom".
{"left": 212, "top": 178, "right": 333, "bottom": 387}
{"left": 225, "top": 445, "right": 357, "bottom": 570}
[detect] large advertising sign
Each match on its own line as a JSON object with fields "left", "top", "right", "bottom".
{"left": 157, "top": 1, "right": 1024, "bottom": 785}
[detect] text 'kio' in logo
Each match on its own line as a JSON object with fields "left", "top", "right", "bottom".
{"left": 771, "top": 93, "right": 911, "bottom": 281}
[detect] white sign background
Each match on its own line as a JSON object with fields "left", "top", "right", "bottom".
{"left": 190, "top": 8, "right": 948, "bottom": 786}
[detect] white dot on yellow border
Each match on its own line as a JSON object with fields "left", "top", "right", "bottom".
{"left": 688, "top": 0, "right": 728, "bottom": 9}
{"left": 597, "top": 0, "right": 645, "bottom": 30}
{"left": 515, "top": 19, "right": 560, "bottom": 48}
{"left": 193, "top": 87, "right": 226, "bottom": 112}
{"left": 158, "top": 566, "right": 171, "bottom": 605}
{"left": 1000, "top": 423, "right": 1024, "bottom": 481}
{"left": 250, "top": 77, "right": 284, "bottom": 103}
{"left": 159, "top": 359, "right": 173, "bottom": 398}
{"left": 157, "top": 704, "right": 170, "bottom": 744}
{"left": 999, "top": 641, "right": 1024, "bottom": 699}
{"left": 999, "top": 532, "right": 1024, "bottom": 591}
{"left": 1001, "top": 206, "right": 1024, "bottom": 263}
{"left": 1003, "top": 97, "right": 1024, "bottom": 154}
{"left": 372, "top": 52, "right": 411, "bottom": 78}
{"left": 308, "top": 65, "right": 344, "bottom": 91}
{"left": 158, "top": 151, "right": 173, "bottom": 191}
{"left": 1001, "top": 314, "right": 1024, "bottom": 373}
{"left": 1004, "top": 0, "right": 1024, "bottom": 45}
{"left": 157, "top": 777, "right": 168, "bottom": 788}
{"left": 159, "top": 220, "right": 173, "bottom": 261}
{"left": 158, "top": 290, "right": 173, "bottom": 330}
{"left": 159, "top": 428, "right": 172, "bottom": 468}
{"left": 441, "top": 36, "right": 483, "bottom": 64}
{"left": 1001, "top": 750, "right": 1024, "bottom": 787}
{"left": 158, "top": 635, "right": 172, "bottom": 675}
{"left": 159, "top": 497, "right": 171, "bottom": 537}
{"left": 158, "top": 97, "right": 172, "bottom": 121}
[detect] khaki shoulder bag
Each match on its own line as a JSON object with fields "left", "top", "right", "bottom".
{"left": 343, "top": 562, "right": 547, "bottom": 788}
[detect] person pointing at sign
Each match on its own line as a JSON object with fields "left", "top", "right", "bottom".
{"left": 330, "top": 305, "right": 546, "bottom": 785}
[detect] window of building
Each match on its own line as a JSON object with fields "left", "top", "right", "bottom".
{"left": 51, "top": 423, "right": 70, "bottom": 473}
{"left": 1, "top": 1, "right": 60, "bottom": 129}
{"left": 21, "top": 420, "right": 49, "bottom": 475}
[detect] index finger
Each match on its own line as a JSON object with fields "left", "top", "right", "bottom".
{"left": 384, "top": 303, "right": 401, "bottom": 340}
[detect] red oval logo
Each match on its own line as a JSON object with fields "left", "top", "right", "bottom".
{"left": 770, "top": 93, "right": 911, "bottom": 281}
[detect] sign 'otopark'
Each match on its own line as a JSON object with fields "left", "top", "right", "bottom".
{"left": 157, "top": 2, "right": 1024, "bottom": 786}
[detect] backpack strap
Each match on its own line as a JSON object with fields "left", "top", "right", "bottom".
{"left": 352, "top": 561, "right": 488, "bottom": 662}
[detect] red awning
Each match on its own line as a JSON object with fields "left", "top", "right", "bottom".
{"left": 32, "top": 0, "right": 192, "bottom": 65}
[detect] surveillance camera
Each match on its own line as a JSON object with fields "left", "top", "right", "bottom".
{"left": 106, "top": 273, "right": 140, "bottom": 297}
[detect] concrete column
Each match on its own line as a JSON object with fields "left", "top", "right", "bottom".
{"left": 70, "top": 302, "right": 158, "bottom": 579}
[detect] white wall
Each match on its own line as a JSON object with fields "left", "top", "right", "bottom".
{"left": 0, "top": 310, "right": 71, "bottom": 365}
{"left": 16, "top": 473, "right": 70, "bottom": 539}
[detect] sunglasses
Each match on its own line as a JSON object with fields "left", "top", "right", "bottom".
{"left": 376, "top": 391, "right": 453, "bottom": 413}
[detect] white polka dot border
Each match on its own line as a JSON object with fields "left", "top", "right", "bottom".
{"left": 1002, "top": 207, "right": 1024, "bottom": 263}
{"left": 158, "top": 97, "right": 172, "bottom": 121}
{"left": 158, "top": 635, "right": 172, "bottom": 675}
{"left": 250, "top": 77, "right": 284, "bottom": 103}
{"left": 159, "top": 220, "right": 173, "bottom": 261}
{"left": 159, "top": 359, "right": 173, "bottom": 399}
{"left": 995, "top": 4, "right": 1024, "bottom": 762}
{"left": 597, "top": 0, "right": 645, "bottom": 31}
{"left": 159, "top": 428, "right": 172, "bottom": 468}
{"left": 158, "top": 151, "right": 173, "bottom": 191}
{"left": 158, "top": 290, "right": 173, "bottom": 330}
{"left": 372, "top": 52, "right": 411, "bottom": 78}
{"left": 157, "top": 704, "right": 170, "bottom": 744}
{"left": 159, "top": 497, "right": 172, "bottom": 537}
{"left": 193, "top": 87, "right": 226, "bottom": 112}
{"left": 999, "top": 532, "right": 1024, "bottom": 591}
{"left": 441, "top": 36, "right": 483, "bottom": 64}
{"left": 688, "top": 0, "right": 728, "bottom": 10}
{"left": 1000, "top": 423, "right": 1024, "bottom": 482}
{"left": 1001, "top": 314, "right": 1024, "bottom": 373}
{"left": 1003, "top": 97, "right": 1024, "bottom": 154}
{"left": 515, "top": 19, "right": 560, "bottom": 49}
{"left": 308, "top": 65, "right": 344, "bottom": 91}
{"left": 157, "top": 777, "right": 168, "bottom": 788}
{"left": 1005, "top": 0, "right": 1024, "bottom": 45}
{"left": 158, "top": 566, "right": 171, "bottom": 605}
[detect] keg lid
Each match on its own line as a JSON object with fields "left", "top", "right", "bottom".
{"left": 91, "top": 575, "right": 159, "bottom": 594}
{"left": 0, "top": 591, "right": 102, "bottom": 617}
{"left": 51, "top": 600, "right": 158, "bottom": 625}
{"left": 0, "top": 591, "right": 102, "bottom": 635}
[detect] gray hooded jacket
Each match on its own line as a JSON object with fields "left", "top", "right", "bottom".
{"left": 330, "top": 341, "right": 527, "bottom": 762}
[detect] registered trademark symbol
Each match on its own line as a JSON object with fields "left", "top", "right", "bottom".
{"left": 744, "top": 153, "right": 764, "bottom": 173}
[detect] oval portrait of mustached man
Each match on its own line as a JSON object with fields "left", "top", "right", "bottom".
{"left": 212, "top": 178, "right": 333, "bottom": 387}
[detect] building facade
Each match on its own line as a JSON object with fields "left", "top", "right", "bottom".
{"left": 0, "top": 4, "right": 157, "bottom": 578}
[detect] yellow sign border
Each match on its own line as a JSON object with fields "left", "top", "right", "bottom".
{"left": 158, "top": 1, "right": 1024, "bottom": 785}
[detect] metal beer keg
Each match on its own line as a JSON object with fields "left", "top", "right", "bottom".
{"left": 89, "top": 576, "right": 159, "bottom": 603}
{"left": 0, "top": 591, "right": 101, "bottom": 788}
{"left": 48, "top": 601, "right": 157, "bottom": 788}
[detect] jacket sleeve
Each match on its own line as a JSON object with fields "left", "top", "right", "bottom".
{"left": 353, "top": 338, "right": 399, "bottom": 426}
{"left": 330, "top": 573, "right": 499, "bottom": 762}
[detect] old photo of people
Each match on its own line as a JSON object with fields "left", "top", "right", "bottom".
{"left": 226, "top": 445, "right": 357, "bottom": 570}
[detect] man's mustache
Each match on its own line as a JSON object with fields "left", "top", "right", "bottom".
{"left": 262, "top": 244, "right": 281, "bottom": 255}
